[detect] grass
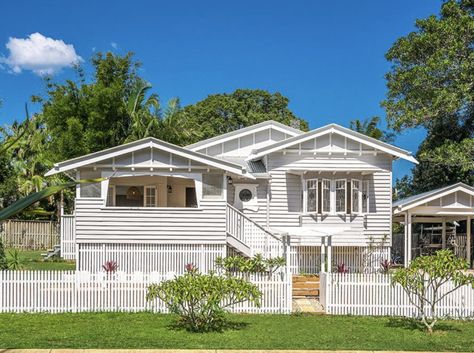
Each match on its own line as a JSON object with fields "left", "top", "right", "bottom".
{"left": 0, "top": 312, "right": 473, "bottom": 350}
{"left": 5, "top": 249, "right": 76, "bottom": 271}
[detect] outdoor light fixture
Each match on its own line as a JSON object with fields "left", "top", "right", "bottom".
{"left": 126, "top": 186, "right": 141, "bottom": 200}
{"left": 167, "top": 185, "right": 172, "bottom": 193}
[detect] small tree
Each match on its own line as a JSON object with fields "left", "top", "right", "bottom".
{"left": 392, "top": 250, "right": 474, "bottom": 333}
{"left": 146, "top": 266, "right": 261, "bottom": 332}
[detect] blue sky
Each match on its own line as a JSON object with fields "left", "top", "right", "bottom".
{"left": 0, "top": 0, "right": 440, "bottom": 181}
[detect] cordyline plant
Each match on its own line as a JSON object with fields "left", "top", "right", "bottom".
{"left": 336, "top": 263, "right": 349, "bottom": 273}
{"left": 392, "top": 250, "right": 474, "bottom": 333}
{"left": 146, "top": 265, "right": 262, "bottom": 332}
{"left": 102, "top": 261, "right": 118, "bottom": 274}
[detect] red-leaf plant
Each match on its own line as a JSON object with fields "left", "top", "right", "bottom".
{"left": 103, "top": 260, "right": 118, "bottom": 274}
{"left": 336, "top": 263, "right": 350, "bottom": 273}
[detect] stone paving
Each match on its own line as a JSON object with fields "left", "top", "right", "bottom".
{"left": 292, "top": 298, "right": 325, "bottom": 313}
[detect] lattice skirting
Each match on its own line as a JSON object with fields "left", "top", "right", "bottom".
{"left": 289, "top": 245, "right": 391, "bottom": 274}
{"left": 78, "top": 243, "right": 226, "bottom": 273}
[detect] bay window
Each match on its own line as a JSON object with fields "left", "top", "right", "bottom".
{"left": 303, "top": 177, "right": 370, "bottom": 215}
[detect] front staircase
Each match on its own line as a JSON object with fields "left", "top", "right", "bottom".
{"left": 225, "top": 204, "right": 283, "bottom": 258}
{"left": 292, "top": 275, "right": 320, "bottom": 298}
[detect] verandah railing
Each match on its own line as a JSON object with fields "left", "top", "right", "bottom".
{"left": 226, "top": 204, "right": 283, "bottom": 258}
{"left": 0, "top": 270, "right": 291, "bottom": 314}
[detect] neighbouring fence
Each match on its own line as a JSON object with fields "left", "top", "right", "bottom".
{"left": 320, "top": 272, "right": 474, "bottom": 319}
{"left": 0, "top": 270, "right": 291, "bottom": 314}
{"left": 60, "top": 215, "right": 75, "bottom": 260}
{"left": 0, "top": 220, "right": 59, "bottom": 250}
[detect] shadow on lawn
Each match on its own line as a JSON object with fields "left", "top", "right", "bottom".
{"left": 386, "top": 317, "right": 460, "bottom": 333}
{"left": 167, "top": 318, "right": 249, "bottom": 333}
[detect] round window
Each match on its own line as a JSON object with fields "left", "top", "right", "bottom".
{"left": 239, "top": 189, "right": 253, "bottom": 202}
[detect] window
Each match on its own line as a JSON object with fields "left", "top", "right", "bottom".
{"left": 351, "top": 179, "right": 361, "bottom": 213}
{"left": 202, "top": 173, "right": 223, "bottom": 199}
{"left": 106, "top": 185, "right": 115, "bottom": 206}
{"left": 322, "top": 179, "right": 331, "bottom": 213}
{"left": 79, "top": 171, "right": 101, "bottom": 198}
{"left": 145, "top": 186, "right": 157, "bottom": 207}
{"left": 115, "top": 185, "right": 144, "bottom": 207}
{"left": 362, "top": 180, "right": 369, "bottom": 213}
{"left": 306, "top": 179, "right": 318, "bottom": 213}
{"left": 335, "top": 179, "right": 346, "bottom": 213}
{"left": 239, "top": 189, "right": 253, "bottom": 202}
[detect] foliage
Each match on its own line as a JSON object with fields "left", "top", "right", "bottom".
{"left": 336, "top": 263, "right": 349, "bottom": 273}
{"left": 7, "top": 249, "right": 25, "bottom": 270}
{"left": 175, "top": 89, "right": 308, "bottom": 145}
{"left": 363, "top": 234, "right": 390, "bottom": 273}
{"left": 0, "top": 238, "right": 7, "bottom": 270}
{"left": 392, "top": 250, "right": 474, "bottom": 333}
{"left": 102, "top": 261, "right": 118, "bottom": 273}
{"left": 146, "top": 267, "right": 261, "bottom": 332}
{"left": 214, "top": 254, "right": 286, "bottom": 275}
{"left": 349, "top": 117, "right": 394, "bottom": 143}
{"left": 0, "top": 178, "right": 104, "bottom": 221}
{"left": 382, "top": 0, "right": 474, "bottom": 193}
{"left": 380, "top": 259, "right": 394, "bottom": 274}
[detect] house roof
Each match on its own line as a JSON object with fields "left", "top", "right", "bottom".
{"left": 246, "top": 123, "right": 418, "bottom": 164}
{"left": 45, "top": 137, "right": 254, "bottom": 178}
{"left": 218, "top": 156, "right": 270, "bottom": 179}
{"left": 186, "top": 120, "right": 303, "bottom": 151}
{"left": 393, "top": 182, "right": 474, "bottom": 213}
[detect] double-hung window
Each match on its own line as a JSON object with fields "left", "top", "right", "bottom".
{"left": 305, "top": 179, "right": 318, "bottom": 213}
{"left": 321, "top": 179, "right": 331, "bottom": 213}
{"left": 335, "top": 179, "right": 346, "bottom": 214}
{"left": 362, "top": 180, "right": 369, "bottom": 213}
{"left": 351, "top": 179, "right": 361, "bottom": 213}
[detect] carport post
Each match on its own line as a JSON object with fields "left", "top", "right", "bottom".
{"left": 467, "top": 216, "right": 471, "bottom": 268}
{"left": 321, "top": 236, "right": 326, "bottom": 273}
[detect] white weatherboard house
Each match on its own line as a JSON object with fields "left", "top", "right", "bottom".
{"left": 47, "top": 121, "right": 418, "bottom": 273}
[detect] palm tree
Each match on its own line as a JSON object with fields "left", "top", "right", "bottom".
{"left": 349, "top": 117, "right": 394, "bottom": 143}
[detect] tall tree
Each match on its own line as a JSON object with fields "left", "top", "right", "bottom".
{"left": 383, "top": 0, "right": 474, "bottom": 193}
{"left": 40, "top": 52, "right": 141, "bottom": 161}
{"left": 176, "top": 89, "right": 308, "bottom": 145}
{"left": 349, "top": 117, "right": 394, "bottom": 143}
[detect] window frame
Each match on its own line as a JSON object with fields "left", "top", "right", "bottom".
{"left": 334, "top": 179, "right": 347, "bottom": 214}
{"left": 304, "top": 178, "right": 318, "bottom": 213}
{"left": 321, "top": 179, "right": 331, "bottom": 214}
{"left": 106, "top": 185, "right": 116, "bottom": 207}
{"left": 362, "top": 179, "right": 370, "bottom": 214}
{"left": 202, "top": 173, "right": 224, "bottom": 200}
{"left": 144, "top": 185, "right": 157, "bottom": 207}
{"left": 351, "top": 179, "right": 361, "bottom": 214}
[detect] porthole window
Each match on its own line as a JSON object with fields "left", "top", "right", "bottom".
{"left": 239, "top": 189, "right": 253, "bottom": 202}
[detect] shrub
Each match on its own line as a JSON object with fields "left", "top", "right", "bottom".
{"left": 380, "top": 259, "right": 393, "bottom": 273}
{"left": 146, "top": 267, "right": 262, "bottom": 332}
{"left": 392, "top": 250, "right": 474, "bottom": 333}
{"left": 336, "top": 263, "right": 349, "bottom": 273}
{"left": 215, "top": 254, "right": 286, "bottom": 275}
{"left": 7, "top": 249, "right": 25, "bottom": 270}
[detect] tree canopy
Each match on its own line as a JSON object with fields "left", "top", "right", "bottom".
{"left": 384, "top": 0, "right": 474, "bottom": 194}
{"left": 176, "top": 89, "right": 308, "bottom": 145}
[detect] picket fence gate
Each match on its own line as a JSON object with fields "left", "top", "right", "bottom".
{"left": 0, "top": 270, "right": 291, "bottom": 314}
{"left": 320, "top": 272, "right": 474, "bottom": 319}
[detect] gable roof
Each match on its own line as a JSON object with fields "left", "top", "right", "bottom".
{"left": 246, "top": 123, "right": 418, "bottom": 164}
{"left": 393, "top": 182, "right": 474, "bottom": 212}
{"left": 186, "top": 120, "right": 303, "bottom": 151}
{"left": 45, "top": 137, "right": 253, "bottom": 178}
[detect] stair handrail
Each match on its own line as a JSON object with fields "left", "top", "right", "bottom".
{"left": 226, "top": 203, "right": 281, "bottom": 242}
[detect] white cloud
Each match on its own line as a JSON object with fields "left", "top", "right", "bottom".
{"left": 0, "top": 33, "right": 82, "bottom": 76}
{"left": 111, "top": 42, "right": 118, "bottom": 49}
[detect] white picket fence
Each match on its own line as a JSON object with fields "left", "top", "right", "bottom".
{"left": 0, "top": 270, "right": 291, "bottom": 314}
{"left": 60, "top": 215, "right": 75, "bottom": 260}
{"left": 320, "top": 272, "right": 474, "bottom": 319}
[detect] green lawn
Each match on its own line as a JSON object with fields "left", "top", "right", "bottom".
{"left": 0, "top": 312, "right": 473, "bottom": 350}
{"left": 6, "top": 249, "right": 76, "bottom": 271}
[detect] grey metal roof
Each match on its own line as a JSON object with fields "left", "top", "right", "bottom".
{"left": 393, "top": 182, "right": 474, "bottom": 208}
{"left": 218, "top": 156, "right": 269, "bottom": 178}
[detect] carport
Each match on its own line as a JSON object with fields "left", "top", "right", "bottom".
{"left": 392, "top": 183, "right": 474, "bottom": 268}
